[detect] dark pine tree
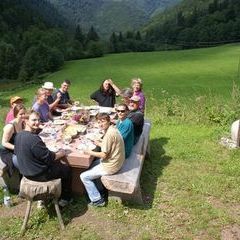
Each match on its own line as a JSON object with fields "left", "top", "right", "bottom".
{"left": 74, "top": 24, "right": 85, "bottom": 45}
{"left": 86, "top": 26, "right": 99, "bottom": 43}
{"left": 109, "top": 32, "right": 118, "bottom": 53}
{"left": 135, "top": 31, "right": 142, "bottom": 40}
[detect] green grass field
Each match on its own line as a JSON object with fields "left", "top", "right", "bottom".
{"left": 0, "top": 44, "right": 240, "bottom": 239}
{"left": 1, "top": 43, "right": 240, "bottom": 106}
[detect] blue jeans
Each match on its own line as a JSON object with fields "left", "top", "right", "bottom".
{"left": 12, "top": 154, "right": 19, "bottom": 169}
{"left": 80, "top": 159, "right": 108, "bottom": 202}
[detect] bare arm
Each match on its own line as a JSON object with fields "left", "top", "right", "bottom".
{"left": 107, "top": 79, "right": 121, "bottom": 96}
{"left": 48, "top": 111, "right": 53, "bottom": 121}
{"left": 84, "top": 149, "right": 107, "bottom": 159}
{"left": 49, "top": 92, "right": 61, "bottom": 110}
{"left": 2, "top": 124, "right": 14, "bottom": 150}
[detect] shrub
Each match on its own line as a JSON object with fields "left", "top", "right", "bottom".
{"left": 148, "top": 84, "right": 240, "bottom": 127}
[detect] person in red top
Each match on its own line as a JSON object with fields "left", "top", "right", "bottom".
{"left": 5, "top": 96, "right": 23, "bottom": 124}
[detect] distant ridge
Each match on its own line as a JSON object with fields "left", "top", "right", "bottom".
{"left": 47, "top": 0, "right": 181, "bottom": 37}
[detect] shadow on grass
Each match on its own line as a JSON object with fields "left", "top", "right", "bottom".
{"left": 46, "top": 197, "right": 88, "bottom": 226}
{"left": 123, "top": 137, "right": 171, "bottom": 210}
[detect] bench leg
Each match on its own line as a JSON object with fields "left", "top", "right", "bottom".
{"left": 132, "top": 184, "right": 143, "bottom": 204}
{"left": 53, "top": 199, "right": 65, "bottom": 230}
{"left": 147, "top": 142, "right": 150, "bottom": 156}
{"left": 145, "top": 142, "right": 151, "bottom": 160}
{"left": 108, "top": 185, "right": 143, "bottom": 205}
{"left": 21, "top": 200, "right": 32, "bottom": 236}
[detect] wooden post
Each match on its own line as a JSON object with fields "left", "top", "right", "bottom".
{"left": 53, "top": 199, "right": 65, "bottom": 230}
{"left": 20, "top": 200, "right": 32, "bottom": 236}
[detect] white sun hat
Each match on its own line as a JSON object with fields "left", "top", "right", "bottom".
{"left": 42, "top": 82, "right": 54, "bottom": 89}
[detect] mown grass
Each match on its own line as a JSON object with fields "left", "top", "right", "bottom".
{"left": 0, "top": 44, "right": 240, "bottom": 239}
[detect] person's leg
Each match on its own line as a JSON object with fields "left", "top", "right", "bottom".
{"left": 89, "top": 158, "right": 108, "bottom": 200}
{"left": 12, "top": 154, "right": 19, "bottom": 169}
{"left": 47, "top": 162, "right": 72, "bottom": 201}
{"left": 80, "top": 162, "right": 107, "bottom": 202}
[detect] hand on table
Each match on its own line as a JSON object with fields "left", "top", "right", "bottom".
{"left": 55, "top": 149, "right": 66, "bottom": 160}
{"left": 93, "top": 140, "right": 102, "bottom": 147}
{"left": 83, "top": 149, "right": 92, "bottom": 155}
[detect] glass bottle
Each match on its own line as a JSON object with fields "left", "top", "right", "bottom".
{"left": 3, "top": 186, "right": 11, "bottom": 207}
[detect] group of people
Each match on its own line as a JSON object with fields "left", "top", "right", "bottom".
{"left": 0, "top": 77, "right": 146, "bottom": 207}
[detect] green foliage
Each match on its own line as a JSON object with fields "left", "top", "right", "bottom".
{"left": 65, "top": 40, "right": 85, "bottom": 60}
{"left": 148, "top": 84, "right": 240, "bottom": 127}
{"left": 144, "top": 0, "right": 240, "bottom": 49}
{"left": 86, "top": 41, "right": 104, "bottom": 58}
{"left": 18, "top": 43, "right": 64, "bottom": 82}
{"left": 75, "top": 24, "right": 86, "bottom": 45}
{"left": 108, "top": 31, "right": 155, "bottom": 53}
{"left": 0, "top": 41, "right": 19, "bottom": 79}
{"left": 0, "top": 1, "right": 107, "bottom": 82}
{"left": 86, "top": 26, "right": 99, "bottom": 43}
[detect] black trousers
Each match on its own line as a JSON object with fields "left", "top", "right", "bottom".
{"left": 26, "top": 161, "right": 72, "bottom": 201}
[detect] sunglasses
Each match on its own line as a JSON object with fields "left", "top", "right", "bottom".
{"left": 117, "top": 109, "right": 126, "bottom": 113}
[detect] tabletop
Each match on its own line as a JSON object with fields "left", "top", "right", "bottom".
{"left": 39, "top": 105, "right": 116, "bottom": 169}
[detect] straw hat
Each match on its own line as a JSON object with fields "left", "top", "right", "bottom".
{"left": 10, "top": 96, "right": 23, "bottom": 105}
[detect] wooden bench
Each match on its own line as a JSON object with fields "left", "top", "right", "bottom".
{"left": 101, "top": 119, "right": 151, "bottom": 204}
{"left": 0, "top": 156, "right": 20, "bottom": 192}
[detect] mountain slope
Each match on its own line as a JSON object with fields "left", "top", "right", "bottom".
{"left": 143, "top": 0, "right": 240, "bottom": 48}
{"left": 47, "top": 0, "right": 181, "bottom": 37}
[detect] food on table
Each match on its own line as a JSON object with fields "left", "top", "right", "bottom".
{"left": 72, "top": 110, "right": 90, "bottom": 124}
{"left": 63, "top": 125, "right": 78, "bottom": 138}
{"left": 61, "top": 112, "right": 74, "bottom": 120}
{"left": 75, "top": 125, "right": 87, "bottom": 134}
{"left": 63, "top": 134, "right": 72, "bottom": 145}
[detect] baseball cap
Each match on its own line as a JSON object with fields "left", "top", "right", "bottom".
{"left": 42, "top": 82, "right": 54, "bottom": 89}
{"left": 130, "top": 95, "right": 140, "bottom": 102}
{"left": 10, "top": 96, "right": 23, "bottom": 105}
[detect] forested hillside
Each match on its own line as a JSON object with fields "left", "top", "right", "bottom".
{"left": 0, "top": 0, "right": 104, "bottom": 83}
{"left": 144, "top": 0, "right": 240, "bottom": 49}
{"left": 47, "top": 0, "right": 180, "bottom": 37}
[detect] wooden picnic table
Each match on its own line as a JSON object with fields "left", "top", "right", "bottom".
{"left": 41, "top": 106, "right": 114, "bottom": 195}
{"left": 62, "top": 139, "right": 95, "bottom": 195}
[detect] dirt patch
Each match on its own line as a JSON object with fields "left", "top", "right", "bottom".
{"left": 207, "top": 196, "right": 240, "bottom": 220}
{"left": 1, "top": 198, "right": 148, "bottom": 240}
{"left": 0, "top": 198, "right": 25, "bottom": 218}
{"left": 68, "top": 208, "right": 146, "bottom": 240}
{"left": 221, "top": 224, "right": 240, "bottom": 240}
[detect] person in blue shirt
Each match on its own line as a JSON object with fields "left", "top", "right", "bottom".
{"left": 116, "top": 104, "right": 134, "bottom": 158}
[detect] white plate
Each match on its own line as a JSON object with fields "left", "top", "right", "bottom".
{"left": 85, "top": 132, "right": 102, "bottom": 141}
{"left": 77, "top": 141, "right": 96, "bottom": 151}
{"left": 48, "top": 146, "right": 59, "bottom": 152}
{"left": 99, "top": 107, "right": 113, "bottom": 114}
{"left": 89, "top": 109, "right": 99, "bottom": 116}
{"left": 89, "top": 105, "right": 100, "bottom": 110}
{"left": 53, "top": 119, "right": 65, "bottom": 125}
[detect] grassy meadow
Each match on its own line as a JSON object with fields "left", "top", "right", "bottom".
{"left": 0, "top": 44, "right": 240, "bottom": 239}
